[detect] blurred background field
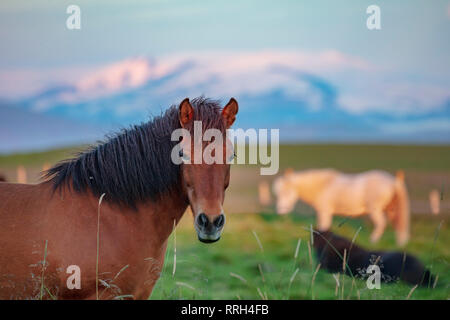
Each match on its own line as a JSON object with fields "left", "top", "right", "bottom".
{"left": 1, "top": 143, "right": 448, "bottom": 299}
{"left": 2, "top": 144, "right": 449, "bottom": 214}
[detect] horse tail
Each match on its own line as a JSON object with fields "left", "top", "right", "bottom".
{"left": 391, "top": 170, "right": 410, "bottom": 246}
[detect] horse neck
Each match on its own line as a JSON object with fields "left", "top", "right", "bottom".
{"left": 135, "top": 191, "right": 189, "bottom": 243}
{"left": 89, "top": 189, "right": 189, "bottom": 254}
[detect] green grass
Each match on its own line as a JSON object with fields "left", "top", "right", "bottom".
{"left": 0, "top": 146, "right": 84, "bottom": 168}
{"left": 277, "top": 144, "right": 450, "bottom": 172}
{"left": 1, "top": 144, "right": 449, "bottom": 171}
{"left": 151, "top": 213, "right": 449, "bottom": 300}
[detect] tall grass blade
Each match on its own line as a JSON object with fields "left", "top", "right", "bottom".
{"left": 96, "top": 193, "right": 106, "bottom": 300}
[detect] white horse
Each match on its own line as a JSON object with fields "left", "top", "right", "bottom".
{"left": 273, "top": 169, "right": 410, "bottom": 246}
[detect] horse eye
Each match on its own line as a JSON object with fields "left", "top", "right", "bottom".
{"left": 179, "top": 149, "right": 183, "bottom": 158}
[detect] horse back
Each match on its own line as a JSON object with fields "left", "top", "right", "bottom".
{"left": 0, "top": 183, "right": 53, "bottom": 298}
{"left": 0, "top": 182, "right": 50, "bottom": 233}
{"left": 2, "top": 182, "right": 96, "bottom": 295}
{"left": 359, "top": 171, "right": 397, "bottom": 207}
{"left": 316, "top": 170, "right": 396, "bottom": 214}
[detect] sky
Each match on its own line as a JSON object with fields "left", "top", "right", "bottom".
{"left": 0, "top": 0, "right": 449, "bottom": 152}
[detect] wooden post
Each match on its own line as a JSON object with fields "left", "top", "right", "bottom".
{"left": 17, "top": 165, "right": 27, "bottom": 184}
{"left": 429, "top": 189, "right": 440, "bottom": 215}
{"left": 258, "top": 180, "right": 271, "bottom": 206}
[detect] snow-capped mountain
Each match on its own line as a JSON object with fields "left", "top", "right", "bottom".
{"left": 1, "top": 50, "right": 449, "bottom": 152}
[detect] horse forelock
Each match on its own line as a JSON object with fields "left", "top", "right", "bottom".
{"left": 43, "top": 96, "right": 226, "bottom": 208}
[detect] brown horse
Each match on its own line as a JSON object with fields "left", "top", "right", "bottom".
{"left": 0, "top": 97, "right": 238, "bottom": 300}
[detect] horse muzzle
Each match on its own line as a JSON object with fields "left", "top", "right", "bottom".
{"left": 195, "top": 213, "right": 225, "bottom": 243}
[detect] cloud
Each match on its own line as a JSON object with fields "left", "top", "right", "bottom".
{"left": 76, "top": 58, "right": 152, "bottom": 94}
{"left": 338, "top": 82, "right": 450, "bottom": 116}
{"left": 0, "top": 66, "right": 91, "bottom": 99}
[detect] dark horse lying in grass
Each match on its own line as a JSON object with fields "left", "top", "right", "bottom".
{"left": 313, "top": 230, "right": 435, "bottom": 287}
{"left": 0, "top": 97, "right": 238, "bottom": 299}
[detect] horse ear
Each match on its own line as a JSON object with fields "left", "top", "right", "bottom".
{"left": 222, "top": 98, "right": 239, "bottom": 128}
{"left": 179, "top": 98, "right": 194, "bottom": 128}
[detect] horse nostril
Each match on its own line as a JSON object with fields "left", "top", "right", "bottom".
{"left": 214, "top": 214, "right": 225, "bottom": 228}
{"left": 197, "top": 213, "right": 209, "bottom": 228}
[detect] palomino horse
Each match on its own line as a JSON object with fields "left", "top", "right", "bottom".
{"left": 273, "top": 169, "right": 410, "bottom": 246}
{"left": 0, "top": 97, "right": 238, "bottom": 299}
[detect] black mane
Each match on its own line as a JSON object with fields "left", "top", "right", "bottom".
{"left": 44, "top": 97, "right": 225, "bottom": 208}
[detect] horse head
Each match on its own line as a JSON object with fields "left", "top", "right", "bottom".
{"left": 176, "top": 97, "right": 238, "bottom": 243}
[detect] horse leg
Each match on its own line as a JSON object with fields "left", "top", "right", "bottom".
{"left": 369, "top": 210, "right": 386, "bottom": 243}
{"left": 316, "top": 210, "right": 333, "bottom": 231}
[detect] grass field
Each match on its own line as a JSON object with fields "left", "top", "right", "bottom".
{"left": 0, "top": 144, "right": 449, "bottom": 299}
{"left": 152, "top": 213, "right": 448, "bottom": 300}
